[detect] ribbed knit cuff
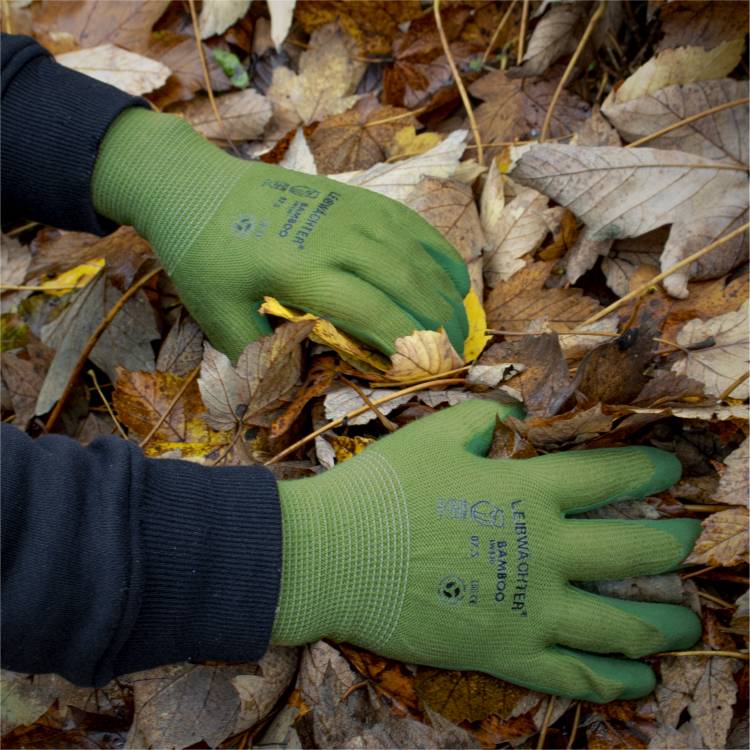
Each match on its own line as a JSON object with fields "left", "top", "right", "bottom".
{"left": 106, "top": 456, "right": 282, "bottom": 684}
{"left": 1, "top": 35, "right": 148, "bottom": 235}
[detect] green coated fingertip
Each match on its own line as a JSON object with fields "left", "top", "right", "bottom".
{"left": 632, "top": 447, "right": 682, "bottom": 497}
{"left": 658, "top": 517, "right": 703, "bottom": 569}
{"left": 419, "top": 240, "right": 471, "bottom": 297}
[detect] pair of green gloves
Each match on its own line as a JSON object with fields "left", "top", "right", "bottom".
{"left": 92, "top": 108, "right": 701, "bottom": 703}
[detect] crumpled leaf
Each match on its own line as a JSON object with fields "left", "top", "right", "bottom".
{"left": 671, "top": 301, "right": 749, "bottom": 399}
{"left": 606, "top": 39, "right": 746, "bottom": 104}
{"left": 687, "top": 506, "right": 749, "bottom": 566}
{"left": 657, "top": 0, "right": 749, "bottom": 51}
{"left": 510, "top": 143, "right": 749, "bottom": 296}
{"left": 715, "top": 439, "right": 748, "bottom": 507}
{"left": 198, "top": 320, "right": 314, "bottom": 430}
{"left": 56, "top": 43, "right": 170, "bottom": 96}
{"left": 602, "top": 79, "right": 749, "bottom": 166}
{"left": 404, "top": 177, "right": 485, "bottom": 263}
{"left": 385, "top": 329, "right": 463, "bottom": 382}
{"left": 176, "top": 88, "right": 272, "bottom": 141}
{"left": 267, "top": 22, "right": 364, "bottom": 130}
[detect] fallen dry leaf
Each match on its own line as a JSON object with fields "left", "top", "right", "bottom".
{"left": 510, "top": 143, "right": 749, "bottom": 296}
{"left": 384, "top": 329, "right": 463, "bottom": 382}
{"left": 671, "top": 301, "right": 749, "bottom": 399}
{"left": 176, "top": 88, "right": 272, "bottom": 141}
{"left": 714, "top": 439, "right": 748, "bottom": 507}
{"left": 156, "top": 313, "right": 204, "bottom": 377}
{"left": 0, "top": 338, "right": 54, "bottom": 429}
{"left": 386, "top": 125, "right": 442, "bottom": 161}
{"left": 657, "top": 0, "right": 749, "bottom": 51}
{"left": 509, "top": 404, "right": 615, "bottom": 450}
{"left": 56, "top": 44, "right": 170, "bottom": 96}
{"left": 687, "top": 506, "right": 749, "bottom": 566}
{"left": 279, "top": 129, "right": 318, "bottom": 173}
{"left": 198, "top": 0, "right": 250, "bottom": 38}
{"left": 602, "top": 79, "right": 749, "bottom": 166}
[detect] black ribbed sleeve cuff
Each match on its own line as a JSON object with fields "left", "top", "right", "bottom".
{"left": 105, "top": 456, "right": 282, "bottom": 685}
{"left": 1, "top": 34, "right": 148, "bottom": 235}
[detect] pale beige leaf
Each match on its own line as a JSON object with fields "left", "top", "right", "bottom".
{"left": 715, "top": 439, "right": 748, "bottom": 507}
{"left": 56, "top": 44, "right": 170, "bottom": 96}
{"left": 602, "top": 79, "right": 749, "bottom": 166}
{"left": 177, "top": 88, "right": 272, "bottom": 140}
{"left": 339, "top": 129, "right": 468, "bottom": 202}
{"left": 571, "top": 107, "right": 621, "bottom": 147}
{"left": 483, "top": 184, "right": 551, "bottom": 285}
{"left": 279, "top": 129, "right": 317, "bottom": 174}
{"left": 648, "top": 721, "right": 705, "bottom": 750}
{"left": 608, "top": 40, "right": 746, "bottom": 105}
{"left": 510, "top": 143, "right": 748, "bottom": 295}
{"left": 686, "top": 506, "right": 749, "bottom": 566}
{"left": 268, "top": 0, "right": 296, "bottom": 50}
{"left": 404, "top": 177, "right": 485, "bottom": 263}
{"left": 480, "top": 159, "right": 506, "bottom": 236}
{"left": 198, "top": 0, "right": 251, "bottom": 38}
{"left": 267, "top": 22, "right": 364, "bottom": 128}
{"left": 689, "top": 653, "right": 738, "bottom": 749}
{"left": 672, "top": 301, "right": 749, "bottom": 399}
{"left": 385, "top": 330, "right": 463, "bottom": 381}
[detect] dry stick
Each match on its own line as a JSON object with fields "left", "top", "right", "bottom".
{"left": 369, "top": 364, "right": 470, "bottom": 388}
{"left": 138, "top": 364, "right": 202, "bottom": 450}
{"left": 339, "top": 375, "right": 397, "bottom": 432}
{"left": 517, "top": 0, "right": 529, "bottom": 63}
{"left": 265, "top": 377, "right": 466, "bottom": 465}
{"left": 212, "top": 423, "right": 244, "bottom": 466}
{"left": 681, "top": 504, "right": 735, "bottom": 513}
{"left": 481, "top": 0, "right": 518, "bottom": 64}
{"left": 88, "top": 369, "right": 128, "bottom": 439}
{"left": 698, "top": 590, "right": 735, "bottom": 609}
{"left": 576, "top": 222, "right": 750, "bottom": 329}
{"left": 187, "top": 0, "right": 241, "bottom": 157}
{"left": 626, "top": 97, "right": 750, "bottom": 152}
{"left": 657, "top": 650, "right": 749, "bottom": 660}
{"left": 44, "top": 267, "right": 162, "bottom": 432}
{"left": 1, "top": 0, "right": 12, "bottom": 34}
{"left": 365, "top": 106, "right": 429, "bottom": 128}
{"left": 485, "top": 328, "right": 618, "bottom": 337}
{"left": 720, "top": 369, "right": 750, "bottom": 401}
{"left": 680, "top": 565, "right": 720, "bottom": 581}
{"left": 434, "top": 0, "right": 485, "bottom": 166}
{"left": 0, "top": 283, "right": 81, "bottom": 292}
{"left": 540, "top": 2, "right": 605, "bottom": 142}
{"left": 536, "top": 697, "right": 555, "bottom": 750}
{"left": 6, "top": 221, "right": 38, "bottom": 237}
{"left": 566, "top": 703, "right": 582, "bottom": 750}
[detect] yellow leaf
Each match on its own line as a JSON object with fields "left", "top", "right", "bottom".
{"left": 330, "top": 435, "right": 374, "bottom": 462}
{"left": 40, "top": 258, "right": 105, "bottom": 296}
{"left": 385, "top": 329, "right": 464, "bottom": 382}
{"left": 259, "top": 296, "right": 391, "bottom": 372}
{"left": 387, "top": 125, "right": 442, "bottom": 160}
{"left": 463, "top": 288, "right": 490, "bottom": 362}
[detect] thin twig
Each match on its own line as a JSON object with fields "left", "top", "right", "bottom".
{"left": 720, "top": 370, "right": 749, "bottom": 401}
{"left": 365, "top": 106, "right": 429, "bottom": 127}
{"left": 566, "top": 703, "right": 581, "bottom": 750}
{"left": 536, "top": 697, "right": 555, "bottom": 750}
{"left": 481, "top": 0, "right": 518, "bottom": 64}
{"left": 339, "top": 375, "right": 397, "bottom": 432}
{"left": 5, "top": 221, "right": 38, "bottom": 237}
{"left": 698, "top": 590, "right": 736, "bottom": 609}
{"left": 680, "top": 565, "right": 720, "bottom": 580}
{"left": 44, "top": 267, "right": 162, "bottom": 432}
{"left": 87, "top": 369, "right": 127, "bottom": 439}
{"left": 211, "top": 423, "right": 244, "bottom": 466}
{"left": 485, "top": 328, "right": 619, "bottom": 337}
{"left": 657, "top": 650, "right": 748, "bottom": 660}
{"left": 434, "top": 0, "right": 484, "bottom": 166}
{"left": 681, "top": 504, "right": 735, "bottom": 513}
{"left": 576, "top": 222, "right": 750, "bottom": 329}
{"left": 0, "top": 283, "right": 81, "bottom": 292}
{"left": 187, "top": 0, "right": 241, "bottom": 157}
{"left": 138, "top": 364, "right": 202, "bottom": 449}
{"left": 540, "top": 2, "right": 605, "bottom": 141}
{"left": 265, "top": 378, "right": 466, "bottom": 465}
{"left": 369, "top": 365, "right": 470, "bottom": 388}
{"left": 627, "top": 97, "right": 750, "bottom": 154}
{"left": 517, "top": 0, "right": 529, "bottom": 63}
{"left": 1, "top": 0, "right": 12, "bottom": 34}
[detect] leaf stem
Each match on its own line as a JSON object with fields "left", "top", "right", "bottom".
{"left": 481, "top": 0, "right": 518, "bottom": 65}
{"left": 87, "top": 369, "right": 128, "bottom": 439}
{"left": 517, "top": 0, "right": 529, "bottom": 63}
{"left": 656, "top": 650, "right": 748, "bottom": 660}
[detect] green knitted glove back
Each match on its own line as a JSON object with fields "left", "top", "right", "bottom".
{"left": 92, "top": 108, "right": 470, "bottom": 360}
{"left": 272, "top": 400, "right": 701, "bottom": 703}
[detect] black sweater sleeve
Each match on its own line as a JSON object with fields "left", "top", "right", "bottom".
{"left": 1, "top": 33, "right": 148, "bottom": 234}
{"left": 1, "top": 35, "right": 285, "bottom": 685}
{"left": 1, "top": 424, "right": 283, "bottom": 686}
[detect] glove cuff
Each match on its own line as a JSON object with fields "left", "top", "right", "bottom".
{"left": 91, "top": 107, "right": 245, "bottom": 274}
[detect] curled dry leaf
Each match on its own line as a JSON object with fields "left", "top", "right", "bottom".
{"left": 602, "top": 79, "right": 749, "bottom": 166}
{"left": 510, "top": 143, "right": 749, "bottom": 296}
{"left": 686, "top": 506, "right": 749, "bottom": 567}
{"left": 56, "top": 44, "right": 171, "bottom": 96}
{"left": 176, "top": 88, "right": 272, "bottom": 141}
{"left": 384, "top": 329, "right": 463, "bottom": 382}
{"left": 671, "top": 301, "right": 749, "bottom": 399}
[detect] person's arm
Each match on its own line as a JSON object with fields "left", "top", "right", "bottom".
{"left": 1, "top": 423, "right": 281, "bottom": 686}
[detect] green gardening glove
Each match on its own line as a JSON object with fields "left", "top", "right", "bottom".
{"left": 272, "top": 400, "right": 702, "bottom": 703}
{"left": 91, "top": 108, "right": 470, "bottom": 361}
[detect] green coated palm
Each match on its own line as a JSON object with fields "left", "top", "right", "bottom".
{"left": 92, "top": 108, "right": 470, "bottom": 361}
{"left": 273, "top": 400, "right": 702, "bottom": 703}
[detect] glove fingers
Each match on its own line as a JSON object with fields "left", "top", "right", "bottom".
{"left": 516, "top": 646, "right": 657, "bottom": 702}
{"left": 196, "top": 300, "right": 272, "bottom": 362}
{"left": 560, "top": 518, "right": 701, "bottom": 580}
{"left": 408, "top": 218, "right": 472, "bottom": 297}
{"left": 526, "top": 447, "right": 682, "bottom": 514}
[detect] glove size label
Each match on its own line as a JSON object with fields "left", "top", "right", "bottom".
{"left": 436, "top": 497, "right": 530, "bottom": 618}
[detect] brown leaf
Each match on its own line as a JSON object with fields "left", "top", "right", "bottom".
{"left": 489, "top": 416, "right": 538, "bottom": 459}
{"left": 404, "top": 177, "right": 485, "bottom": 263}
{"left": 175, "top": 88, "right": 272, "bottom": 141}
{"left": 32, "top": 0, "right": 170, "bottom": 53}
{"left": 633, "top": 369, "right": 706, "bottom": 407}
{"left": 385, "top": 329, "right": 463, "bottom": 382}
{"left": 715, "top": 439, "right": 748, "bottom": 507}
{"left": 485, "top": 262, "right": 602, "bottom": 333}
{"left": 156, "top": 313, "right": 204, "bottom": 377}
{"left": 308, "top": 97, "right": 417, "bottom": 174}
{"left": 657, "top": 0, "right": 749, "bottom": 51}
{"left": 587, "top": 719, "right": 647, "bottom": 749}
{"left": 198, "top": 320, "right": 315, "bottom": 430}
{"left": 509, "top": 404, "right": 616, "bottom": 450}
{"left": 469, "top": 70, "right": 590, "bottom": 160}
{"left": 686, "top": 507, "right": 749, "bottom": 567}
{"left": 415, "top": 668, "right": 527, "bottom": 724}
{"left": 0, "top": 338, "right": 54, "bottom": 429}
